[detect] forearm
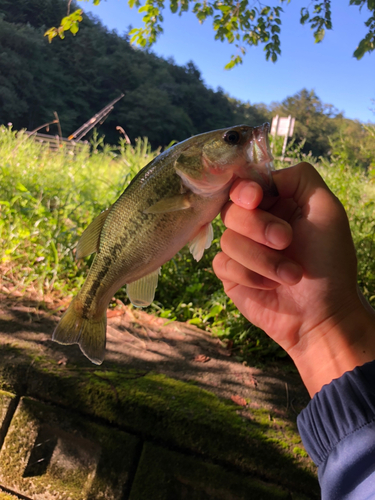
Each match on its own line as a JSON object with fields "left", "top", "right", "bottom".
{"left": 290, "top": 292, "right": 375, "bottom": 397}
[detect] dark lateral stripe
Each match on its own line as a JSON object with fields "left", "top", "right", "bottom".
{"left": 81, "top": 256, "right": 112, "bottom": 318}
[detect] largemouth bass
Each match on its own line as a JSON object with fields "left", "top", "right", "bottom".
{"left": 53, "top": 124, "right": 277, "bottom": 364}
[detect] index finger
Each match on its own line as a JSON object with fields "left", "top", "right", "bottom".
{"left": 221, "top": 203, "right": 293, "bottom": 250}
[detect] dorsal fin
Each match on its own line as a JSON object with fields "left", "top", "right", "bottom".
{"left": 76, "top": 208, "right": 110, "bottom": 259}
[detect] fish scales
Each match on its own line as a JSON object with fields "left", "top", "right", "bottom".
{"left": 79, "top": 160, "right": 183, "bottom": 316}
{"left": 53, "top": 124, "right": 277, "bottom": 364}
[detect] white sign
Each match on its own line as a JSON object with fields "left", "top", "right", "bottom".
{"left": 271, "top": 115, "right": 295, "bottom": 137}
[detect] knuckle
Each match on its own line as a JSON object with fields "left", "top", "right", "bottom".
{"left": 212, "top": 253, "right": 227, "bottom": 278}
{"left": 220, "top": 230, "right": 232, "bottom": 254}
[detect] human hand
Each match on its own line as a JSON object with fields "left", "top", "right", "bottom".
{"left": 213, "top": 162, "right": 375, "bottom": 396}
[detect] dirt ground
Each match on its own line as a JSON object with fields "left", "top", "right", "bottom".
{"left": 0, "top": 291, "right": 311, "bottom": 419}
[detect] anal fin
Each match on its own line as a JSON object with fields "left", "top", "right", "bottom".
{"left": 127, "top": 268, "right": 160, "bottom": 308}
{"left": 189, "top": 223, "right": 214, "bottom": 262}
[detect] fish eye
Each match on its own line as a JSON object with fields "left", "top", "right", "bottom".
{"left": 223, "top": 130, "right": 240, "bottom": 145}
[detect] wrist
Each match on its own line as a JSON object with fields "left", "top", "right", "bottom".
{"left": 289, "top": 293, "right": 375, "bottom": 397}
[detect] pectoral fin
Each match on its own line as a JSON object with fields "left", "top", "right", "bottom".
{"left": 189, "top": 223, "right": 214, "bottom": 262}
{"left": 76, "top": 208, "right": 110, "bottom": 259}
{"left": 127, "top": 268, "right": 161, "bottom": 308}
{"left": 144, "top": 194, "right": 191, "bottom": 214}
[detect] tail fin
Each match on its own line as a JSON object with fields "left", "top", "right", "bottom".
{"left": 52, "top": 298, "right": 106, "bottom": 365}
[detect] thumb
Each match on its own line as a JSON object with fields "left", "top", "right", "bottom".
{"left": 272, "top": 162, "right": 344, "bottom": 223}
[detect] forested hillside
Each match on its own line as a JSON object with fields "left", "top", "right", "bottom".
{"left": 0, "top": 0, "right": 373, "bottom": 160}
{"left": 0, "top": 0, "right": 270, "bottom": 146}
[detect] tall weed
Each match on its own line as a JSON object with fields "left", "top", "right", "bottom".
{"left": 0, "top": 126, "right": 156, "bottom": 295}
{"left": 318, "top": 156, "right": 375, "bottom": 305}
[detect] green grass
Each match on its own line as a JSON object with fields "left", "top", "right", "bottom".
{"left": 0, "top": 127, "right": 157, "bottom": 295}
{"left": 1, "top": 125, "right": 375, "bottom": 363}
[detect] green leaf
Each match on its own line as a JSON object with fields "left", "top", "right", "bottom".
{"left": 300, "top": 7, "right": 309, "bottom": 24}
{"left": 70, "top": 22, "right": 79, "bottom": 35}
{"left": 314, "top": 28, "right": 325, "bottom": 43}
{"left": 44, "top": 27, "right": 58, "bottom": 43}
{"left": 45, "top": 8, "right": 84, "bottom": 42}
{"left": 188, "top": 318, "right": 203, "bottom": 325}
{"left": 60, "top": 16, "right": 70, "bottom": 29}
{"left": 218, "top": 5, "right": 231, "bottom": 14}
{"left": 224, "top": 54, "right": 243, "bottom": 70}
{"left": 353, "top": 35, "right": 375, "bottom": 59}
{"left": 128, "top": 27, "right": 140, "bottom": 36}
{"left": 224, "top": 59, "right": 236, "bottom": 70}
{"left": 16, "top": 182, "right": 28, "bottom": 192}
{"left": 226, "top": 31, "right": 234, "bottom": 43}
{"left": 209, "top": 304, "right": 223, "bottom": 316}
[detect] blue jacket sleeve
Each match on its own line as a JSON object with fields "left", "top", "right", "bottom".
{"left": 297, "top": 361, "right": 375, "bottom": 499}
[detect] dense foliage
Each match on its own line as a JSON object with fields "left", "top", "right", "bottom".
{"left": 1, "top": 125, "right": 375, "bottom": 363}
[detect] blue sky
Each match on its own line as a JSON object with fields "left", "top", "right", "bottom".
{"left": 81, "top": 0, "right": 374, "bottom": 123}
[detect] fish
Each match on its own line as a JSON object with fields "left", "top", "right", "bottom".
{"left": 52, "top": 123, "right": 277, "bottom": 365}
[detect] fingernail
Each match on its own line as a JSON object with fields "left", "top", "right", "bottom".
{"left": 266, "top": 222, "right": 289, "bottom": 247}
{"left": 237, "top": 182, "right": 257, "bottom": 208}
{"left": 277, "top": 261, "right": 302, "bottom": 285}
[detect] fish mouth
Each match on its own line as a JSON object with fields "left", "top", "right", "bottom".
{"left": 246, "top": 123, "right": 274, "bottom": 165}
{"left": 246, "top": 123, "right": 278, "bottom": 196}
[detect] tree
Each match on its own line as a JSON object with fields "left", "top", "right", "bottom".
{"left": 271, "top": 89, "right": 343, "bottom": 157}
{"left": 46, "top": 0, "right": 375, "bottom": 68}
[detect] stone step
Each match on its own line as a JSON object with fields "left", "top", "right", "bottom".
{"left": 0, "top": 394, "right": 140, "bottom": 500}
{"left": 130, "top": 442, "right": 290, "bottom": 500}
{"left": 0, "top": 390, "right": 313, "bottom": 500}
